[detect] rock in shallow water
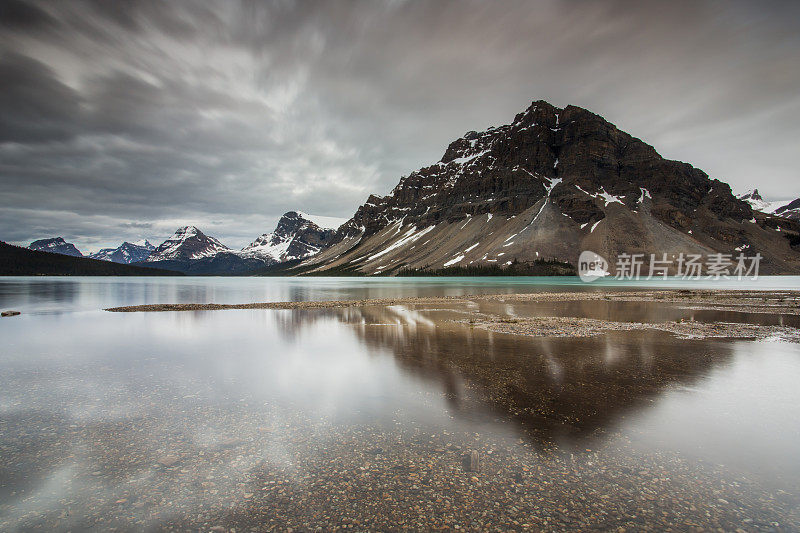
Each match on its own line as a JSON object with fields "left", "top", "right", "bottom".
{"left": 463, "top": 450, "right": 481, "bottom": 472}
{"left": 157, "top": 454, "right": 180, "bottom": 467}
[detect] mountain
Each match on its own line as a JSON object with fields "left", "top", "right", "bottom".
{"left": 28, "top": 237, "right": 83, "bottom": 257}
{"left": 737, "top": 189, "right": 785, "bottom": 214}
{"left": 239, "top": 211, "right": 344, "bottom": 262}
{"left": 145, "top": 226, "right": 229, "bottom": 262}
{"left": 1, "top": 241, "right": 181, "bottom": 276}
{"left": 139, "top": 214, "right": 345, "bottom": 275}
{"left": 299, "top": 99, "right": 800, "bottom": 275}
{"left": 738, "top": 190, "right": 800, "bottom": 221}
{"left": 775, "top": 198, "right": 800, "bottom": 221}
{"left": 89, "top": 240, "right": 154, "bottom": 264}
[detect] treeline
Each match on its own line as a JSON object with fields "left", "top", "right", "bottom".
{"left": 394, "top": 258, "right": 576, "bottom": 277}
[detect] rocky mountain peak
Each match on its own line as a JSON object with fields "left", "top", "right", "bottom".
{"left": 273, "top": 212, "right": 318, "bottom": 237}
{"left": 742, "top": 189, "right": 764, "bottom": 202}
{"left": 332, "top": 99, "right": 752, "bottom": 249}
{"left": 28, "top": 237, "right": 83, "bottom": 257}
{"left": 176, "top": 226, "right": 200, "bottom": 236}
{"left": 239, "top": 211, "right": 343, "bottom": 263}
{"left": 146, "top": 226, "right": 229, "bottom": 262}
{"left": 89, "top": 240, "right": 155, "bottom": 264}
{"left": 302, "top": 98, "right": 800, "bottom": 275}
{"left": 737, "top": 189, "right": 783, "bottom": 213}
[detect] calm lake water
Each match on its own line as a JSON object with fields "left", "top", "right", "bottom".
{"left": 1, "top": 276, "right": 800, "bottom": 531}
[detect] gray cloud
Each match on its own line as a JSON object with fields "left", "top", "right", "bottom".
{"left": 1, "top": 0, "right": 799, "bottom": 252}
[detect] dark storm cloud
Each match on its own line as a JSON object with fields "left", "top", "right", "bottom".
{"left": 1, "top": 0, "right": 799, "bottom": 251}
{"left": 0, "top": 0, "right": 57, "bottom": 31}
{"left": 0, "top": 52, "right": 84, "bottom": 142}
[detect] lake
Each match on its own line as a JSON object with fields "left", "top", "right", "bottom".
{"left": 1, "top": 276, "right": 800, "bottom": 530}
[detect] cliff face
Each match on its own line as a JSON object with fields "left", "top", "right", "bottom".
{"left": 304, "top": 100, "right": 800, "bottom": 274}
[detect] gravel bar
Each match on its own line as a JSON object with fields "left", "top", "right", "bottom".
{"left": 105, "top": 289, "right": 800, "bottom": 314}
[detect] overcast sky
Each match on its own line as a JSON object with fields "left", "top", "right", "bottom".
{"left": 2, "top": 0, "right": 799, "bottom": 252}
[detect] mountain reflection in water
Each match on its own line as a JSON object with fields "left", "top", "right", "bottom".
{"left": 277, "top": 304, "right": 739, "bottom": 447}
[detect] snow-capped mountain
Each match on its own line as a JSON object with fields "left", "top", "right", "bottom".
{"left": 738, "top": 190, "right": 800, "bottom": 221}
{"left": 297, "top": 99, "right": 800, "bottom": 275}
{"left": 737, "top": 189, "right": 784, "bottom": 213}
{"left": 28, "top": 237, "right": 83, "bottom": 257}
{"left": 146, "top": 226, "right": 229, "bottom": 262}
{"left": 239, "top": 211, "right": 344, "bottom": 262}
{"left": 90, "top": 240, "right": 155, "bottom": 264}
{"left": 134, "top": 215, "right": 345, "bottom": 274}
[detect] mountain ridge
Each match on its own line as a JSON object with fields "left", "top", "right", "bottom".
{"left": 28, "top": 237, "right": 83, "bottom": 257}
{"left": 13, "top": 100, "right": 800, "bottom": 276}
{"left": 90, "top": 240, "right": 155, "bottom": 264}
{"left": 139, "top": 212, "right": 344, "bottom": 274}
{"left": 2, "top": 241, "right": 181, "bottom": 276}
{"left": 775, "top": 199, "right": 800, "bottom": 221}
{"left": 298, "top": 100, "right": 800, "bottom": 275}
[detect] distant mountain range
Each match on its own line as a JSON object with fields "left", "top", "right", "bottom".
{"left": 18, "top": 211, "right": 347, "bottom": 275}
{"left": 13, "top": 99, "right": 800, "bottom": 276}
{"left": 0, "top": 241, "right": 180, "bottom": 276}
{"left": 139, "top": 212, "right": 345, "bottom": 274}
{"left": 738, "top": 189, "right": 800, "bottom": 221}
{"left": 89, "top": 240, "right": 154, "bottom": 264}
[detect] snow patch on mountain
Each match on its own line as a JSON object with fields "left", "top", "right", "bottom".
{"left": 238, "top": 234, "right": 295, "bottom": 261}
